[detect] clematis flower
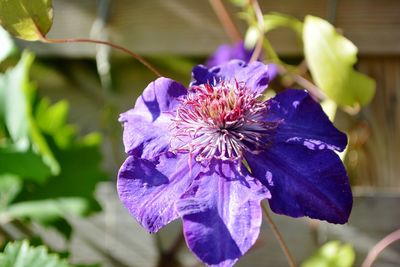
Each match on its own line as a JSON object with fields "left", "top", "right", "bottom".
{"left": 206, "top": 41, "right": 278, "bottom": 80}
{"left": 117, "top": 60, "right": 352, "bottom": 266}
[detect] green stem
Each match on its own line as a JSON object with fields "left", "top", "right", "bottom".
{"left": 262, "top": 37, "right": 281, "bottom": 64}
{"left": 249, "top": 0, "right": 264, "bottom": 62}
{"left": 261, "top": 201, "right": 297, "bottom": 267}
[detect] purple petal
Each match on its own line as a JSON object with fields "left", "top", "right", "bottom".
{"left": 206, "top": 42, "right": 255, "bottom": 67}
{"left": 176, "top": 161, "right": 270, "bottom": 266}
{"left": 192, "top": 60, "right": 271, "bottom": 95}
{"left": 266, "top": 89, "right": 347, "bottom": 152}
{"left": 119, "top": 113, "right": 172, "bottom": 158}
{"left": 119, "top": 77, "right": 187, "bottom": 158}
{"left": 126, "top": 77, "right": 187, "bottom": 121}
{"left": 117, "top": 153, "right": 200, "bottom": 233}
{"left": 246, "top": 143, "right": 352, "bottom": 224}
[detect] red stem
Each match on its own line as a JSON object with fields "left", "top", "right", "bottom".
{"left": 42, "top": 37, "right": 162, "bottom": 77}
{"left": 209, "top": 0, "right": 242, "bottom": 43}
{"left": 361, "top": 229, "right": 400, "bottom": 267}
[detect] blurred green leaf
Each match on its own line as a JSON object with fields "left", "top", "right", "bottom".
{"left": 0, "top": 27, "right": 15, "bottom": 62}
{"left": 1, "top": 53, "right": 33, "bottom": 147}
{"left": 0, "top": 0, "right": 53, "bottom": 41}
{"left": 301, "top": 241, "right": 355, "bottom": 267}
{"left": 4, "top": 198, "right": 89, "bottom": 223}
{"left": 20, "top": 133, "right": 106, "bottom": 206}
{"left": 230, "top": 0, "right": 247, "bottom": 7}
{"left": 0, "top": 174, "right": 21, "bottom": 210}
{"left": 303, "top": 15, "right": 375, "bottom": 107}
{"left": 0, "top": 52, "right": 60, "bottom": 174}
{"left": 244, "top": 25, "right": 260, "bottom": 50}
{"left": 264, "top": 12, "right": 303, "bottom": 35}
{"left": 0, "top": 240, "right": 73, "bottom": 267}
{"left": 14, "top": 132, "right": 106, "bottom": 232}
{"left": 35, "top": 98, "right": 76, "bottom": 148}
{"left": 0, "top": 147, "right": 51, "bottom": 183}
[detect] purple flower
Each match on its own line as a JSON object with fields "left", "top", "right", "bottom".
{"left": 206, "top": 41, "right": 278, "bottom": 80}
{"left": 118, "top": 60, "right": 352, "bottom": 266}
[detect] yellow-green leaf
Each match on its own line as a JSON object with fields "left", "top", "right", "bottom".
{"left": 264, "top": 12, "right": 303, "bottom": 35}
{"left": 0, "top": 0, "right": 53, "bottom": 41}
{"left": 303, "top": 15, "right": 375, "bottom": 107}
{"left": 0, "top": 27, "right": 15, "bottom": 62}
{"left": 0, "top": 240, "right": 73, "bottom": 267}
{"left": 301, "top": 241, "right": 355, "bottom": 267}
{"left": 244, "top": 25, "right": 260, "bottom": 50}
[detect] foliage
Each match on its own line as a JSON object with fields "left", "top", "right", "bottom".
{"left": 301, "top": 241, "right": 356, "bottom": 267}
{"left": 0, "top": 240, "right": 73, "bottom": 267}
{"left": 0, "top": 52, "right": 106, "bottom": 238}
{"left": 0, "top": 0, "right": 53, "bottom": 41}
{"left": 303, "top": 16, "right": 375, "bottom": 107}
{"left": 0, "top": 27, "right": 15, "bottom": 62}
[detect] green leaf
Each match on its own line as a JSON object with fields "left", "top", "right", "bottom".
{"left": 301, "top": 241, "right": 355, "bottom": 267}
{"left": 0, "top": 174, "right": 21, "bottom": 210}
{"left": 0, "top": 27, "right": 15, "bottom": 62}
{"left": 4, "top": 198, "right": 89, "bottom": 223}
{"left": 264, "top": 12, "right": 303, "bottom": 35}
{"left": 0, "top": 0, "right": 53, "bottom": 41}
{"left": 230, "top": 0, "right": 247, "bottom": 7}
{"left": 244, "top": 25, "right": 260, "bottom": 50}
{"left": 35, "top": 98, "right": 76, "bottom": 148}
{"left": 1, "top": 52, "right": 33, "bottom": 147}
{"left": 0, "top": 146, "right": 52, "bottom": 183}
{"left": 0, "top": 240, "right": 73, "bottom": 267}
{"left": 303, "top": 15, "right": 376, "bottom": 107}
{"left": 20, "top": 133, "right": 106, "bottom": 208}
{"left": 0, "top": 52, "right": 60, "bottom": 174}
{"left": 14, "top": 133, "right": 106, "bottom": 230}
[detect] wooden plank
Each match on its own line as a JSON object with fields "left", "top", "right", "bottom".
{"left": 16, "top": 0, "right": 400, "bottom": 57}
{"left": 67, "top": 183, "right": 400, "bottom": 267}
{"left": 344, "top": 57, "right": 400, "bottom": 188}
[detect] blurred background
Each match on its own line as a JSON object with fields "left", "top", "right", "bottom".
{"left": 0, "top": 0, "right": 399, "bottom": 266}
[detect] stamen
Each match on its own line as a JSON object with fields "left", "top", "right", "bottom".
{"left": 170, "top": 81, "right": 277, "bottom": 163}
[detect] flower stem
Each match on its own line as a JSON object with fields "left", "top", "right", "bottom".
{"left": 291, "top": 74, "right": 326, "bottom": 101}
{"left": 261, "top": 201, "right": 297, "bottom": 267}
{"left": 361, "top": 229, "right": 400, "bottom": 267}
{"left": 262, "top": 37, "right": 281, "bottom": 64}
{"left": 209, "top": 0, "right": 242, "bottom": 43}
{"left": 166, "top": 231, "right": 186, "bottom": 257}
{"left": 249, "top": 0, "right": 264, "bottom": 63}
{"left": 42, "top": 37, "right": 162, "bottom": 77}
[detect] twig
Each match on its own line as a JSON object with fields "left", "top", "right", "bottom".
{"left": 261, "top": 201, "right": 297, "bottom": 267}
{"left": 166, "top": 230, "right": 185, "bottom": 257}
{"left": 209, "top": 0, "right": 242, "bottom": 43}
{"left": 249, "top": 0, "right": 264, "bottom": 62}
{"left": 42, "top": 37, "right": 162, "bottom": 77}
{"left": 292, "top": 75, "right": 326, "bottom": 101}
{"left": 154, "top": 232, "right": 164, "bottom": 255}
{"left": 361, "top": 229, "right": 400, "bottom": 267}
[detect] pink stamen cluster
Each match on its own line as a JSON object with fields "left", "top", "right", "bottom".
{"left": 171, "top": 81, "right": 275, "bottom": 162}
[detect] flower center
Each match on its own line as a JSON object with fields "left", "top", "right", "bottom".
{"left": 170, "top": 81, "right": 275, "bottom": 162}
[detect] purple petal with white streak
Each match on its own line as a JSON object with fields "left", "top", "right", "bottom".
{"left": 119, "top": 77, "right": 187, "bottom": 158}
{"left": 117, "top": 153, "right": 200, "bottom": 233}
{"left": 176, "top": 161, "right": 270, "bottom": 266}
{"left": 266, "top": 89, "right": 347, "bottom": 152}
{"left": 246, "top": 143, "right": 352, "bottom": 224}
